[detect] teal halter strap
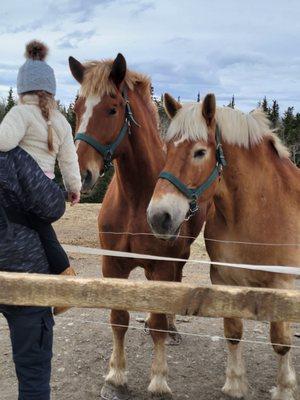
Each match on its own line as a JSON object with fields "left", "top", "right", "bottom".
{"left": 75, "top": 88, "right": 139, "bottom": 172}
{"left": 159, "top": 126, "right": 227, "bottom": 219}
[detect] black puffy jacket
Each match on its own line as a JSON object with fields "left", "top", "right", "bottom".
{"left": 0, "top": 147, "right": 66, "bottom": 274}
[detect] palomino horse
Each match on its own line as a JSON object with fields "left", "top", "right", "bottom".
{"left": 69, "top": 54, "right": 206, "bottom": 399}
{"left": 147, "top": 93, "right": 299, "bottom": 400}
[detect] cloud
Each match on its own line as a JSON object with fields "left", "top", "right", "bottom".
{"left": 131, "top": 1, "right": 155, "bottom": 16}
{"left": 49, "top": 0, "right": 115, "bottom": 23}
{"left": 57, "top": 30, "right": 96, "bottom": 49}
{"left": 0, "top": 63, "right": 19, "bottom": 70}
{"left": 0, "top": 0, "right": 299, "bottom": 112}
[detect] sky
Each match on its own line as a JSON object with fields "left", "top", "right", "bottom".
{"left": 0, "top": 0, "right": 299, "bottom": 112}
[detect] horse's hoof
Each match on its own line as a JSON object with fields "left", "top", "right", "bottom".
{"left": 150, "top": 393, "right": 173, "bottom": 400}
{"left": 166, "top": 327, "right": 182, "bottom": 346}
{"left": 101, "top": 382, "right": 130, "bottom": 400}
{"left": 222, "top": 376, "right": 249, "bottom": 399}
{"left": 270, "top": 386, "right": 297, "bottom": 400}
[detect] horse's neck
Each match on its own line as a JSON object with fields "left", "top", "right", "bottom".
{"left": 213, "top": 140, "right": 300, "bottom": 239}
{"left": 114, "top": 92, "right": 165, "bottom": 202}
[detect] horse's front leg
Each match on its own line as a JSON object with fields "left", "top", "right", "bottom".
{"left": 101, "top": 309, "right": 131, "bottom": 400}
{"left": 105, "top": 309, "right": 130, "bottom": 388}
{"left": 101, "top": 259, "right": 131, "bottom": 400}
{"left": 270, "top": 322, "right": 297, "bottom": 400}
{"left": 147, "top": 264, "right": 175, "bottom": 399}
{"left": 166, "top": 263, "right": 184, "bottom": 346}
{"left": 148, "top": 312, "right": 172, "bottom": 398}
{"left": 222, "top": 318, "right": 249, "bottom": 399}
{"left": 145, "top": 263, "right": 184, "bottom": 347}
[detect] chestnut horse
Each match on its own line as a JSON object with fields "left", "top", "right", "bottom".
{"left": 148, "top": 93, "right": 299, "bottom": 400}
{"left": 69, "top": 54, "right": 206, "bottom": 399}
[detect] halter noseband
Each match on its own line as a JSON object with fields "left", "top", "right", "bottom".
{"left": 159, "top": 126, "right": 227, "bottom": 220}
{"left": 75, "top": 88, "right": 139, "bottom": 172}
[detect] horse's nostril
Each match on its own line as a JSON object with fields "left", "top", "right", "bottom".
{"left": 149, "top": 211, "right": 173, "bottom": 234}
{"left": 81, "top": 170, "right": 94, "bottom": 192}
{"left": 161, "top": 212, "right": 171, "bottom": 231}
{"left": 81, "top": 170, "right": 92, "bottom": 185}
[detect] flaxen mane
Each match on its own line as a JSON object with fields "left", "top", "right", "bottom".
{"left": 80, "top": 60, "right": 158, "bottom": 125}
{"left": 166, "top": 103, "right": 289, "bottom": 158}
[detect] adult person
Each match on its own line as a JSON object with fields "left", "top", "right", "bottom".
{"left": 0, "top": 146, "right": 66, "bottom": 400}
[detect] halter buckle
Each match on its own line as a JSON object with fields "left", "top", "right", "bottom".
{"left": 185, "top": 196, "right": 199, "bottom": 221}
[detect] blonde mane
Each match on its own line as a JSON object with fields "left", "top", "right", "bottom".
{"left": 80, "top": 59, "right": 158, "bottom": 124}
{"left": 166, "top": 102, "right": 289, "bottom": 158}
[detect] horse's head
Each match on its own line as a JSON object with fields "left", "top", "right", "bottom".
{"left": 69, "top": 53, "right": 129, "bottom": 192}
{"left": 147, "top": 93, "right": 226, "bottom": 239}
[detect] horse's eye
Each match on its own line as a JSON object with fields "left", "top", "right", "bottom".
{"left": 108, "top": 108, "right": 117, "bottom": 115}
{"left": 194, "top": 149, "right": 207, "bottom": 158}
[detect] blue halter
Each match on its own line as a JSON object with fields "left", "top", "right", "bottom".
{"left": 75, "top": 88, "right": 139, "bottom": 172}
{"left": 159, "top": 126, "right": 227, "bottom": 220}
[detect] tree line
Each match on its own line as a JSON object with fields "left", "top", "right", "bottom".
{"left": 1, "top": 88, "right": 299, "bottom": 203}
{"left": 2, "top": 88, "right": 299, "bottom": 148}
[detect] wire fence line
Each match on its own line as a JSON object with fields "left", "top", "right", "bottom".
{"left": 59, "top": 231, "right": 300, "bottom": 349}
{"left": 56, "top": 315, "right": 300, "bottom": 350}
{"left": 97, "top": 230, "right": 300, "bottom": 247}
{"left": 1, "top": 313, "right": 299, "bottom": 349}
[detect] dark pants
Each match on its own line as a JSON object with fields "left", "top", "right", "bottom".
{"left": 1, "top": 307, "right": 54, "bottom": 400}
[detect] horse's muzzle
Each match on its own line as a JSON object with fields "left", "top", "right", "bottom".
{"left": 81, "top": 170, "right": 94, "bottom": 193}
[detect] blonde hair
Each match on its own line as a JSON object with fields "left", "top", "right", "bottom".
{"left": 21, "top": 90, "right": 56, "bottom": 152}
{"left": 36, "top": 91, "right": 56, "bottom": 152}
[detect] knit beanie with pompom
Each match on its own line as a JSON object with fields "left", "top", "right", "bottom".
{"left": 17, "top": 40, "right": 56, "bottom": 95}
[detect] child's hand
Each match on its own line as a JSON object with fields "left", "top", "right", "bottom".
{"left": 68, "top": 192, "right": 80, "bottom": 206}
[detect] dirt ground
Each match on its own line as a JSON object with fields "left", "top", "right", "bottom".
{"left": 0, "top": 204, "right": 299, "bottom": 400}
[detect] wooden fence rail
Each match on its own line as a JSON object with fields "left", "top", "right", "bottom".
{"left": 0, "top": 272, "right": 299, "bottom": 322}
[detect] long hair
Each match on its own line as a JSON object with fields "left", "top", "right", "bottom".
{"left": 21, "top": 90, "right": 56, "bottom": 152}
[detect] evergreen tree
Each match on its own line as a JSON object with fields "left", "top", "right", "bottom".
{"left": 269, "top": 100, "right": 280, "bottom": 129}
{"left": 154, "top": 94, "right": 169, "bottom": 136}
{"left": 150, "top": 85, "right": 154, "bottom": 99}
{"left": 261, "top": 96, "right": 269, "bottom": 113}
{"left": 66, "top": 102, "right": 77, "bottom": 135}
{"left": 0, "top": 98, "right": 6, "bottom": 122}
{"left": 281, "top": 107, "right": 296, "bottom": 145}
{"left": 295, "top": 112, "right": 300, "bottom": 142}
{"left": 5, "top": 87, "right": 16, "bottom": 114}
{"left": 227, "top": 95, "right": 235, "bottom": 109}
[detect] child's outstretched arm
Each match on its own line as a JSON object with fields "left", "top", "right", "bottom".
{"left": 57, "top": 120, "right": 82, "bottom": 204}
{"left": 0, "top": 106, "right": 27, "bottom": 151}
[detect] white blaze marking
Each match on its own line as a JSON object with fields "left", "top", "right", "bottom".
{"left": 77, "top": 95, "right": 101, "bottom": 133}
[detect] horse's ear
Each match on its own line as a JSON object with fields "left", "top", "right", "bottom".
{"left": 164, "top": 93, "right": 182, "bottom": 119}
{"left": 202, "top": 93, "right": 216, "bottom": 127}
{"left": 110, "top": 53, "right": 127, "bottom": 89}
{"left": 69, "top": 56, "right": 85, "bottom": 84}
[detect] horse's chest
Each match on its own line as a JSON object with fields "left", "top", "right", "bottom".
{"left": 99, "top": 200, "right": 150, "bottom": 249}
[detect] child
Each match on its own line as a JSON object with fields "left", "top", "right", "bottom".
{"left": 0, "top": 40, "right": 82, "bottom": 314}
